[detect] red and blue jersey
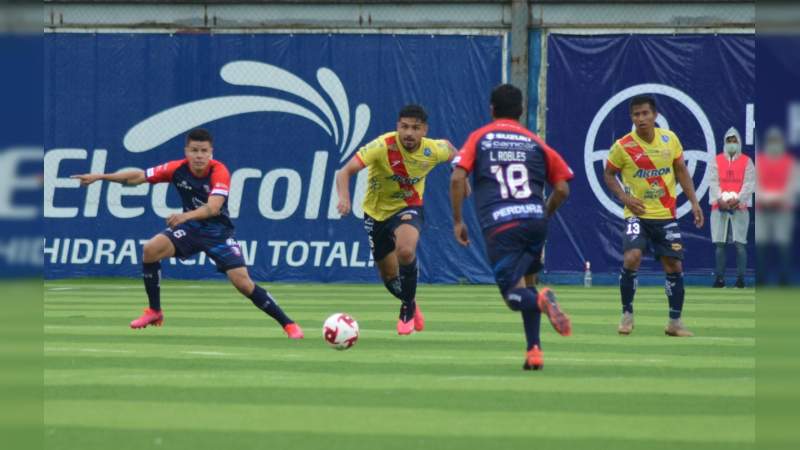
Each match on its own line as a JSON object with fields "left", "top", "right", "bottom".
{"left": 455, "top": 119, "right": 574, "bottom": 230}
{"left": 145, "top": 159, "right": 234, "bottom": 233}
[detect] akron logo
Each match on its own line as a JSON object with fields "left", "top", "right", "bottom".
{"left": 584, "top": 83, "right": 715, "bottom": 219}
{"left": 123, "top": 61, "right": 370, "bottom": 163}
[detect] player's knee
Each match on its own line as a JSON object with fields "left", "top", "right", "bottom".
{"left": 623, "top": 252, "right": 641, "bottom": 269}
{"left": 227, "top": 270, "right": 253, "bottom": 294}
{"left": 395, "top": 246, "right": 416, "bottom": 264}
{"left": 142, "top": 242, "right": 162, "bottom": 263}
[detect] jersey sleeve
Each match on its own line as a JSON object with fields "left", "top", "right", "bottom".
{"left": 355, "top": 137, "right": 385, "bottom": 168}
{"left": 209, "top": 162, "right": 231, "bottom": 197}
{"left": 454, "top": 132, "right": 479, "bottom": 173}
{"left": 671, "top": 132, "right": 684, "bottom": 161}
{"left": 606, "top": 141, "right": 626, "bottom": 171}
{"left": 541, "top": 143, "right": 575, "bottom": 185}
{"left": 432, "top": 139, "right": 456, "bottom": 163}
{"left": 145, "top": 159, "right": 184, "bottom": 184}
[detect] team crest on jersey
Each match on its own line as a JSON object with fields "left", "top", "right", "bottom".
{"left": 423, "top": 147, "right": 432, "bottom": 157}
{"left": 662, "top": 134, "right": 670, "bottom": 143}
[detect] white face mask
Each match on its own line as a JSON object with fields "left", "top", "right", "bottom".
{"left": 724, "top": 142, "right": 739, "bottom": 155}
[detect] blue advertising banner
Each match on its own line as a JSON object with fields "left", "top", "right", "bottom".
{"left": 44, "top": 33, "right": 503, "bottom": 282}
{"left": 0, "top": 35, "right": 43, "bottom": 279}
{"left": 545, "top": 34, "right": 755, "bottom": 278}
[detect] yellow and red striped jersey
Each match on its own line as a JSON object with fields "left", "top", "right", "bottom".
{"left": 606, "top": 128, "right": 683, "bottom": 219}
{"left": 355, "top": 132, "right": 453, "bottom": 221}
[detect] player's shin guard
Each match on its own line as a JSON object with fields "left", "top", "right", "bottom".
{"left": 620, "top": 268, "right": 638, "bottom": 314}
{"left": 665, "top": 272, "right": 685, "bottom": 319}
{"left": 142, "top": 262, "right": 161, "bottom": 311}
{"left": 248, "top": 285, "right": 293, "bottom": 327}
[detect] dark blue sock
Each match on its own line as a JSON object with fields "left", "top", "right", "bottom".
{"left": 504, "top": 287, "right": 539, "bottom": 312}
{"left": 248, "top": 285, "right": 293, "bottom": 327}
{"left": 665, "top": 272, "right": 685, "bottom": 319}
{"left": 505, "top": 287, "right": 542, "bottom": 351}
{"left": 142, "top": 261, "right": 161, "bottom": 311}
{"left": 384, "top": 277, "right": 403, "bottom": 301}
{"left": 522, "top": 288, "right": 542, "bottom": 350}
{"left": 620, "top": 268, "right": 638, "bottom": 314}
{"left": 399, "top": 259, "right": 418, "bottom": 303}
{"left": 399, "top": 260, "right": 418, "bottom": 320}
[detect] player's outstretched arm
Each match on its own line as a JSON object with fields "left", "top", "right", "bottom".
{"left": 71, "top": 170, "right": 146, "bottom": 187}
{"left": 545, "top": 180, "right": 570, "bottom": 218}
{"left": 335, "top": 157, "right": 365, "bottom": 216}
{"left": 603, "top": 164, "right": 645, "bottom": 216}
{"left": 674, "top": 157, "right": 704, "bottom": 228}
{"left": 450, "top": 167, "right": 470, "bottom": 246}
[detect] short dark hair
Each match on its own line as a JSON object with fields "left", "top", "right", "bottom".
{"left": 629, "top": 95, "right": 657, "bottom": 113}
{"left": 398, "top": 104, "right": 428, "bottom": 123}
{"left": 490, "top": 84, "right": 523, "bottom": 120}
{"left": 186, "top": 128, "right": 213, "bottom": 144}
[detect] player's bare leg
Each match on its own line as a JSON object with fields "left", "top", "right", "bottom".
{"left": 130, "top": 234, "right": 175, "bottom": 329}
{"left": 384, "top": 224, "right": 423, "bottom": 334}
{"left": 618, "top": 249, "right": 641, "bottom": 335}
{"left": 661, "top": 256, "right": 692, "bottom": 337}
{"left": 227, "top": 267, "right": 303, "bottom": 339}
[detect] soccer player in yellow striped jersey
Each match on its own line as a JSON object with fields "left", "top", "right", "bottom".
{"left": 336, "top": 105, "right": 458, "bottom": 335}
{"left": 603, "top": 95, "right": 704, "bottom": 338}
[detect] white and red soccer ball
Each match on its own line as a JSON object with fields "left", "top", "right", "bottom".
{"left": 322, "top": 313, "right": 360, "bottom": 350}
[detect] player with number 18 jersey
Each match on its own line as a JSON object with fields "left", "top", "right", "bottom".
{"left": 451, "top": 84, "right": 573, "bottom": 370}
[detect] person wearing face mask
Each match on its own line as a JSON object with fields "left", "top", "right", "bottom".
{"left": 708, "top": 127, "right": 755, "bottom": 288}
{"left": 755, "top": 127, "right": 796, "bottom": 285}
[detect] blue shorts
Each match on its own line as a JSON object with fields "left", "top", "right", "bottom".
{"left": 363, "top": 206, "right": 424, "bottom": 261}
{"left": 622, "top": 217, "right": 684, "bottom": 260}
{"left": 161, "top": 224, "right": 246, "bottom": 273}
{"left": 483, "top": 219, "right": 548, "bottom": 295}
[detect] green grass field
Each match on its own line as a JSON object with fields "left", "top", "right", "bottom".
{"left": 44, "top": 279, "right": 754, "bottom": 450}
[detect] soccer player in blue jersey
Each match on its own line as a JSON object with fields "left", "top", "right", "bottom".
{"left": 450, "top": 84, "right": 573, "bottom": 370}
{"left": 72, "top": 128, "right": 304, "bottom": 338}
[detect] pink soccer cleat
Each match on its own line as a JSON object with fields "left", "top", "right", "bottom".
{"left": 413, "top": 304, "right": 425, "bottom": 332}
{"left": 130, "top": 308, "right": 163, "bottom": 329}
{"left": 537, "top": 287, "right": 572, "bottom": 337}
{"left": 284, "top": 323, "right": 304, "bottom": 339}
{"left": 397, "top": 317, "right": 415, "bottom": 335}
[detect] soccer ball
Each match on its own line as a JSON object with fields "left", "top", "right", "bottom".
{"left": 721, "top": 191, "right": 739, "bottom": 202}
{"left": 322, "top": 313, "right": 359, "bottom": 350}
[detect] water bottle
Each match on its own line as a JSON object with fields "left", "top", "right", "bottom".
{"left": 583, "top": 261, "right": 592, "bottom": 288}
